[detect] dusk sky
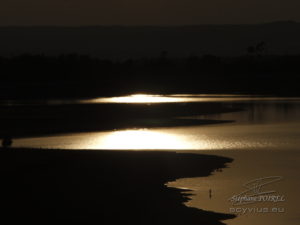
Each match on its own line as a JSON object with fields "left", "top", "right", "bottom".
{"left": 0, "top": 0, "right": 299, "bottom": 26}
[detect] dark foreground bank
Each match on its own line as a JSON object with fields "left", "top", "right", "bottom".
{"left": 0, "top": 148, "right": 235, "bottom": 225}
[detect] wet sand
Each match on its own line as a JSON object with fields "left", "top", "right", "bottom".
{"left": 0, "top": 148, "right": 235, "bottom": 225}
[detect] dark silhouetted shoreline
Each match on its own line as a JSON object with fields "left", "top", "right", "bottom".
{"left": 0, "top": 102, "right": 240, "bottom": 138}
{"left": 1, "top": 54, "right": 300, "bottom": 100}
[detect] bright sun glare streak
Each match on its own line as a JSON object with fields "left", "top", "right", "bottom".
{"left": 84, "top": 94, "right": 184, "bottom": 104}
{"left": 110, "top": 94, "right": 181, "bottom": 103}
{"left": 79, "top": 94, "right": 300, "bottom": 105}
{"left": 97, "top": 130, "right": 189, "bottom": 149}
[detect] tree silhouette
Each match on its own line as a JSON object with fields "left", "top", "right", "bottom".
{"left": 247, "top": 42, "right": 267, "bottom": 56}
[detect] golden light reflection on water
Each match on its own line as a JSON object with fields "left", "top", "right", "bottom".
{"left": 110, "top": 94, "right": 181, "bottom": 103}
{"left": 89, "top": 94, "right": 184, "bottom": 103}
{"left": 79, "top": 94, "right": 300, "bottom": 104}
{"left": 97, "top": 129, "right": 190, "bottom": 149}
{"left": 13, "top": 115, "right": 300, "bottom": 150}
{"left": 15, "top": 124, "right": 297, "bottom": 150}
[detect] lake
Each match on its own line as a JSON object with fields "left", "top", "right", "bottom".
{"left": 12, "top": 94, "right": 300, "bottom": 225}
{"left": 13, "top": 94, "right": 300, "bottom": 151}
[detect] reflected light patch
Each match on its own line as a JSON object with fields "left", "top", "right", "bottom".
{"left": 79, "top": 94, "right": 300, "bottom": 105}
{"left": 97, "top": 129, "right": 190, "bottom": 149}
{"left": 109, "top": 94, "right": 181, "bottom": 103}
{"left": 85, "top": 94, "right": 184, "bottom": 104}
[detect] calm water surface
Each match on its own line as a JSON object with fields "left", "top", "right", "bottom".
{"left": 14, "top": 95, "right": 300, "bottom": 150}
{"left": 12, "top": 94, "right": 300, "bottom": 225}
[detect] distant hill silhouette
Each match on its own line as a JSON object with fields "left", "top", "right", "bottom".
{"left": 0, "top": 21, "right": 300, "bottom": 59}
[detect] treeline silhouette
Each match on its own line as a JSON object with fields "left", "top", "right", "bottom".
{"left": 1, "top": 53, "right": 300, "bottom": 99}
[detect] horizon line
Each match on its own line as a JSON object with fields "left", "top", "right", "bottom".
{"left": 0, "top": 20, "right": 298, "bottom": 28}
